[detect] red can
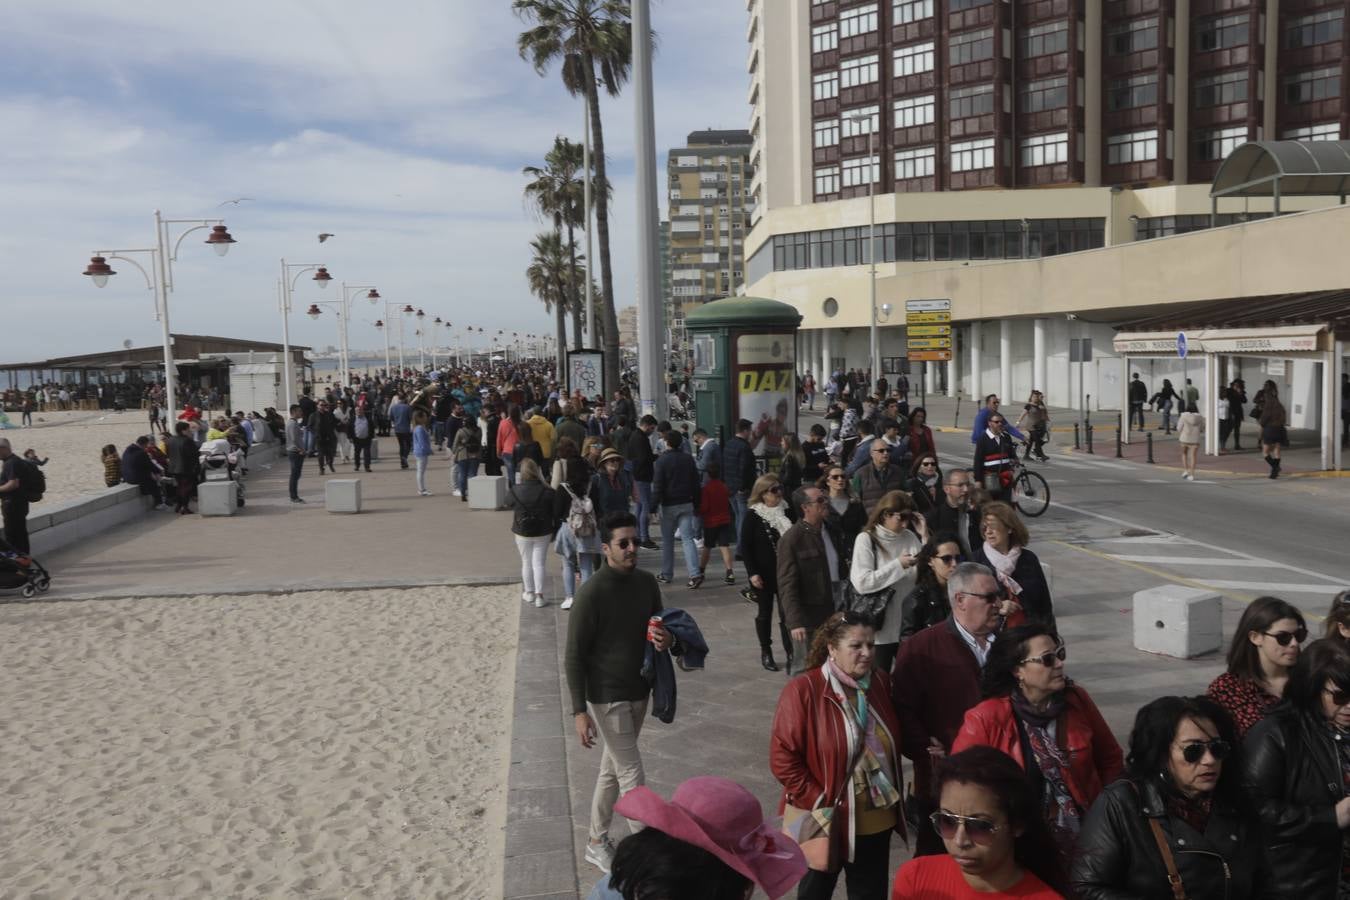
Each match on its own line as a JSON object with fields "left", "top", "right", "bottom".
{"left": 647, "top": 615, "right": 663, "bottom": 643}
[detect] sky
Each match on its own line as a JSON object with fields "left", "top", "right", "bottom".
{"left": 0, "top": 0, "right": 749, "bottom": 361}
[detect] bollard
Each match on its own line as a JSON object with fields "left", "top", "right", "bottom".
{"left": 1086, "top": 423, "right": 1095, "bottom": 454}
{"left": 1115, "top": 418, "right": 1123, "bottom": 458}
{"left": 1146, "top": 431, "right": 1155, "bottom": 464}
{"left": 1073, "top": 423, "right": 1081, "bottom": 450}
{"left": 1085, "top": 395, "right": 1092, "bottom": 427}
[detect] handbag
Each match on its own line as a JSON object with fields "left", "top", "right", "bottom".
{"left": 842, "top": 535, "right": 896, "bottom": 629}
{"left": 782, "top": 742, "right": 866, "bottom": 872}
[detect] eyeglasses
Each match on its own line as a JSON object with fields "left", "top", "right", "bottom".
{"left": 935, "top": 554, "right": 961, "bottom": 564}
{"left": 1020, "top": 645, "right": 1067, "bottom": 667}
{"left": 765, "top": 485, "right": 782, "bottom": 494}
{"left": 828, "top": 474, "right": 846, "bottom": 481}
{"left": 1325, "top": 687, "right": 1350, "bottom": 707}
{"left": 920, "top": 460, "right": 937, "bottom": 467}
{"left": 1262, "top": 628, "right": 1308, "bottom": 646}
{"left": 930, "top": 812, "right": 1005, "bottom": 845}
{"left": 1176, "top": 739, "right": 1232, "bottom": 764}
{"left": 871, "top": 449, "right": 889, "bottom": 455}
{"left": 959, "top": 590, "right": 1002, "bottom": 604}
{"left": 612, "top": 538, "right": 638, "bottom": 550}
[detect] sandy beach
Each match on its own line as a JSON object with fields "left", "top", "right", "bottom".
{"left": 0, "top": 585, "right": 520, "bottom": 899}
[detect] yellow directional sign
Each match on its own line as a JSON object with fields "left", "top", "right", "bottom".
{"left": 905, "top": 312, "right": 952, "bottom": 324}
{"left": 907, "top": 324, "right": 952, "bottom": 337}
{"left": 909, "top": 350, "right": 953, "bottom": 362}
{"left": 906, "top": 337, "right": 953, "bottom": 350}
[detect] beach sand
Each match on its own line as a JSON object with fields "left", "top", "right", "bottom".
{"left": 0, "top": 585, "right": 519, "bottom": 899}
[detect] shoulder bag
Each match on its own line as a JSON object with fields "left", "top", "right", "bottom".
{"left": 842, "top": 534, "right": 896, "bottom": 628}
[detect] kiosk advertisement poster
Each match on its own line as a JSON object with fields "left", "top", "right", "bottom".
{"left": 566, "top": 350, "right": 604, "bottom": 401}
{"left": 735, "top": 333, "right": 795, "bottom": 457}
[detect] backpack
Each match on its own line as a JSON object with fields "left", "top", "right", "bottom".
{"left": 13, "top": 457, "right": 44, "bottom": 503}
{"left": 510, "top": 486, "right": 552, "bottom": 535}
{"left": 461, "top": 426, "right": 482, "bottom": 456}
{"left": 563, "top": 484, "right": 597, "bottom": 539}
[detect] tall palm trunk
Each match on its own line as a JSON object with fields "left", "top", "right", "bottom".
{"left": 583, "top": 50, "right": 621, "bottom": 399}
{"left": 554, "top": 266, "right": 569, "bottom": 376}
{"left": 566, "top": 222, "right": 582, "bottom": 351}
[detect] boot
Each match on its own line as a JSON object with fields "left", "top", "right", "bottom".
{"left": 1264, "top": 455, "right": 1276, "bottom": 478}
{"left": 760, "top": 650, "right": 779, "bottom": 672}
{"left": 1272, "top": 457, "right": 1281, "bottom": 479}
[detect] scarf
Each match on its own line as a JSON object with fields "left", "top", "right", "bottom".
{"left": 1011, "top": 690, "right": 1080, "bottom": 854}
{"left": 752, "top": 502, "right": 792, "bottom": 538}
{"left": 825, "top": 659, "right": 901, "bottom": 812}
{"left": 982, "top": 542, "right": 1024, "bottom": 596}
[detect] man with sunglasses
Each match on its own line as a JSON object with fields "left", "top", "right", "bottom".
{"left": 969, "top": 394, "right": 1024, "bottom": 446}
{"left": 852, "top": 438, "right": 906, "bottom": 516}
{"left": 973, "top": 412, "right": 1017, "bottom": 503}
{"left": 565, "top": 511, "right": 671, "bottom": 875}
{"left": 926, "top": 468, "right": 982, "bottom": 558}
{"left": 775, "top": 486, "right": 836, "bottom": 673}
{"left": 894, "top": 562, "right": 1004, "bottom": 856}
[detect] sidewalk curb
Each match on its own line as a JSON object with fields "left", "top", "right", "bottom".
{"left": 9, "top": 576, "right": 520, "bottom": 605}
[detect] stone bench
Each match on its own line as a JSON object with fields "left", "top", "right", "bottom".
{"left": 27, "top": 485, "right": 155, "bottom": 557}
{"left": 1132, "top": 585, "right": 1222, "bottom": 659}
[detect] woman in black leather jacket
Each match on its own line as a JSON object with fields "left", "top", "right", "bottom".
{"left": 899, "top": 533, "right": 961, "bottom": 640}
{"left": 1071, "top": 695, "right": 1267, "bottom": 899}
{"left": 1243, "top": 639, "right": 1350, "bottom": 899}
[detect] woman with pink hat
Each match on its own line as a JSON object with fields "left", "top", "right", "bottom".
{"left": 586, "top": 775, "right": 807, "bottom": 900}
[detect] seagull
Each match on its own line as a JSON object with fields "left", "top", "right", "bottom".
{"left": 318, "top": 233, "right": 335, "bottom": 243}
{"left": 217, "top": 197, "right": 254, "bottom": 207}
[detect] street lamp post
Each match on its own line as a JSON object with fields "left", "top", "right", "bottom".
{"left": 415, "top": 309, "right": 427, "bottom": 370}
{"left": 278, "top": 261, "right": 332, "bottom": 410}
{"left": 83, "top": 210, "right": 237, "bottom": 422}
{"left": 633, "top": 0, "right": 665, "bottom": 418}
{"left": 845, "top": 109, "right": 880, "bottom": 386}
{"left": 337, "top": 283, "right": 379, "bottom": 385}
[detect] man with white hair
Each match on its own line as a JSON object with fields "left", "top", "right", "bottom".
{"left": 0, "top": 438, "right": 33, "bottom": 553}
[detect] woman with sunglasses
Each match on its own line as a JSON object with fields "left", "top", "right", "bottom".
{"left": 899, "top": 534, "right": 962, "bottom": 640}
{"left": 972, "top": 502, "right": 1054, "bottom": 631}
{"left": 893, "top": 746, "right": 1065, "bottom": 897}
{"left": 770, "top": 611, "right": 905, "bottom": 899}
{"left": 850, "top": 490, "right": 927, "bottom": 676}
{"left": 820, "top": 465, "right": 867, "bottom": 611}
{"left": 1207, "top": 596, "right": 1307, "bottom": 738}
{"left": 905, "top": 454, "right": 942, "bottom": 515}
{"left": 1243, "top": 639, "right": 1350, "bottom": 899}
{"left": 953, "top": 626, "right": 1123, "bottom": 863}
{"left": 741, "top": 474, "right": 794, "bottom": 672}
{"left": 1324, "top": 589, "right": 1350, "bottom": 645}
{"left": 1072, "top": 696, "right": 1266, "bottom": 899}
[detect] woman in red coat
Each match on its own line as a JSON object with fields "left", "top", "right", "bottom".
{"left": 951, "top": 624, "right": 1123, "bottom": 862}
{"left": 907, "top": 406, "right": 937, "bottom": 461}
{"left": 771, "top": 611, "right": 906, "bottom": 900}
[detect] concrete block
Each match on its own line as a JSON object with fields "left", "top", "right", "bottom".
{"left": 325, "top": 479, "right": 362, "bottom": 514}
{"left": 369, "top": 440, "right": 380, "bottom": 460}
{"left": 198, "top": 480, "right": 238, "bottom": 517}
{"left": 1133, "top": 585, "right": 1222, "bottom": 659}
{"left": 469, "top": 474, "right": 508, "bottom": 510}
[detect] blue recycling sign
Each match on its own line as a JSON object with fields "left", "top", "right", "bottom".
{"left": 1176, "top": 332, "right": 1188, "bottom": 360}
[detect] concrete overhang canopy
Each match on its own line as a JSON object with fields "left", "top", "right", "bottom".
{"left": 1210, "top": 140, "right": 1350, "bottom": 200}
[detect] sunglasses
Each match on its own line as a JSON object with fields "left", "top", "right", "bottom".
{"left": 920, "top": 460, "right": 937, "bottom": 467}
{"left": 1020, "top": 644, "right": 1067, "bottom": 667}
{"left": 765, "top": 485, "right": 783, "bottom": 494}
{"left": 935, "top": 554, "right": 961, "bottom": 564}
{"left": 930, "top": 812, "right": 1005, "bottom": 845}
{"left": 960, "top": 590, "right": 1002, "bottom": 604}
{"left": 1176, "top": 739, "right": 1232, "bottom": 764}
{"left": 1262, "top": 628, "right": 1307, "bottom": 646}
{"left": 612, "top": 538, "right": 638, "bottom": 550}
{"left": 1325, "top": 687, "right": 1350, "bottom": 707}
{"left": 828, "top": 474, "right": 846, "bottom": 480}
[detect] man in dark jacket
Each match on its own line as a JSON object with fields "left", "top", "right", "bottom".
{"left": 1128, "top": 372, "right": 1148, "bottom": 430}
{"left": 776, "top": 486, "right": 835, "bottom": 670}
{"left": 972, "top": 411, "right": 1016, "bottom": 503}
{"left": 309, "top": 400, "right": 339, "bottom": 474}
{"left": 722, "top": 418, "right": 757, "bottom": 556}
{"left": 893, "top": 562, "right": 1001, "bottom": 855}
{"left": 925, "top": 467, "right": 981, "bottom": 558}
{"left": 852, "top": 438, "right": 906, "bottom": 514}
{"left": 166, "top": 420, "right": 200, "bottom": 514}
{"left": 121, "top": 437, "right": 165, "bottom": 508}
{"left": 556, "top": 404, "right": 587, "bottom": 450}
{"left": 626, "top": 415, "right": 658, "bottom": 549}
{"left": 652, "top": 431, "right": 702, "bottom": 586}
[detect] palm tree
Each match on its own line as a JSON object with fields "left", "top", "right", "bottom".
{"left": 514, "top": 0, "right": 630, "bottom": 399}
{"left": 526, "top": 232, "right": 572, "bottom": 375}
{"left": 523, "top": 137, "right": 598, "bottom": 353}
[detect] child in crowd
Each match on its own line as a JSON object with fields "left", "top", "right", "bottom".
{"left": 22, "top": 449, "right": 48, "bottom": 467}
{"left": 101, "top": 443, "right": 121, "bottom": 487}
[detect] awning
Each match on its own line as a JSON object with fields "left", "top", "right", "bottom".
{"left": 1114, "top": 324, "right": 1329, "bottom": 355}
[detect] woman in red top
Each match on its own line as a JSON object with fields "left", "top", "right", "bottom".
{"left": 697, "top": 462, "right": 736, "bottom": 587}
{"left": 908, "top": 407, "right": 936, "bottom": 461}
{"left": 1206, "top": 595, "right": 1305, "bottom": 737}
{"left": 952, "top": 625, "right": 1123, "bottom": 861}
{"left": 893, "top": 746, "right": 1065, "bottom": 898}
{"left": 495, "top": 404, "right": 522, "bottom": 484}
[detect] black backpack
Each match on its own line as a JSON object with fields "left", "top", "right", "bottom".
{"left": 461, "top": 426, "right": 482, "bottom": 456}
{"left": 13, "top": 457, "right": 44, "bottom": 503}
{"left": 510, "top": 486, "right": 551, "bottom": 534}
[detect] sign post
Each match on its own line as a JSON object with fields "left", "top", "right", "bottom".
{"left": 1070, "top": 337, "right": 1093, "bottom": 436}
{"left": 1177, "top": 332, "right": 1188, "bottom": 423}
{"left": 906, "top": 299, "right": 951, "bottom": 412}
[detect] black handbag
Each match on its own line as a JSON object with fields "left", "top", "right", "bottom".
{"left": 842, "top": 534, "right": 896, "bottom": 629}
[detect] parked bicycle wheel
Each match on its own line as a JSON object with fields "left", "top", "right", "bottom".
{"left": 1013, "top": 469, "right": 1050, "bottom": 517}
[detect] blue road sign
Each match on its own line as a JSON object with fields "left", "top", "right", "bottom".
{"left": 1177, "top": 332, "right": 1188, "bottom": 359}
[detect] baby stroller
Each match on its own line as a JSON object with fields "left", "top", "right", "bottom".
{"left": 0, "top": 534, "right": 50, "bottom": 599}
{"left": 199, "top": 438, "right": 246, "bottom": 508}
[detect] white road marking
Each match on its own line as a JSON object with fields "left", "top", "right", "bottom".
{"left": 1109, "top": 555, "right": 1300, "bottom": 569}
{"left": 1093, "top": 535, "right": 1197, "bottom": 545}
{"left": 1198, "top": 580, "right": 1345, "bottom": 595}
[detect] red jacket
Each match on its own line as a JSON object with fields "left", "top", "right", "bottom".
{"left": 892, "top": 619, "right": 983, "bottom": 800}
{"left": 952, "top": 686, "right": 1124, "bottom": 812}
{"left": 770, "top": 666, "right": 907, "bottom": 859}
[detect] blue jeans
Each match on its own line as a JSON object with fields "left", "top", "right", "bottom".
{"left": 288, "top": 451, "right": 304, "bottom": 500}
{"left": 659, "top": 503, "right": 701, "bottom": 580}
{"left": 730, "top": 490, "right": 749, "bottom": 555}
{"left": 635, "top": 480, "right": 653, "bottom": 541}
{"left": 500, "top": 454, "right": 516, "bottom": 486}
{"left": 562, "top": 551, "right": 597, "bottom": 598}
{"left": 455, "top": 459, "right": 479, "bottom": 495}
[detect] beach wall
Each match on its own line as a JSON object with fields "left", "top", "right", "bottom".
{"left": 27, "top": 442, "right": 283, "bottom": 558}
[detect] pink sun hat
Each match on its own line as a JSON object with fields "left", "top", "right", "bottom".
{"left": 615, "top": 776, "right": 807, "bottom": 899}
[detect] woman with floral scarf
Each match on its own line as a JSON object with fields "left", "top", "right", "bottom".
{"left": 972, "top": 501, "right": 1055, "bottom": 632}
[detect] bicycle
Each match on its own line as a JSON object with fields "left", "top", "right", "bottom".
{"left": 1009, "top": 443, "right": 1051, "bottom": 517}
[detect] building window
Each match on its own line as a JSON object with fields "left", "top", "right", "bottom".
{"left": 895, "top": 146, "right": 936, "bottom": 179}
{"left": 1108, "top": 18, "right": 1159, "bottom": 55}
{"left": 1283, "top": 122, "right": 1341, "bottom": 141}
{"left": 950, "top": 28, "right": 994, "bottom": 65}
{"left": 813, "top": 71, "right": 839, "bottom": 101}
{"left": 842, "top": 155, "right": 880, "bottom": 187}
{"left": 814, "top": 166, "right": 841, "bottom": 195}
{"left": 950, "top": 0, "right": 991, "bottom": 9}
{"left": 1020, "top": 132, "right": 1069, "bottom": 167}
{"left": 1021, "top": 21, "right": 1069, "bottom": 58}
{"left": 1285, "top": 10, "right": 1344, "bottom": 49}
{"left": 1020, "top": 76, "right": 1067, "bottom": 113}
{"left": 1284, "top": 67, "right": 1341, "bottom": 104}
{"left": 894, "top": 94, "right": 936, "bottom": 127}
{"left": 1107, "top": 73, "right": 1157, "bottom": 111}
{"left": 894, "top": 41, "right": 936, "bottom": 76}
{"left": 1106, "top": 129, "right": 1158, "bottom": 164}
{"left": 1193, "top": 70, "right": 1248, "bottom": 108}
{"left": 814, "top": 119, "right": 840, "bottom": 148}
{"left": 949, "top": 83, "right": 995, "bottom": 119}
{"left": 951, "top": 137, "right": 995, "bottom": 172}
{"left": 839, "top": 3, "right": 879, "bottom": 39}
{"left": 1194, "top": 13, "right": 1248, "bottom": 52}
{"left": 1193, "top": 126, "right": 1248, "bottom": 162}
{"left": 841, "top": 105, "right": 881, "bottom": 137}
{"left": 811, "top": 23, "right": 838, "bottom": 54}
{"left": 894, "top": 0, "right": 933, "bottom": 24}
{"left": 840, "top": 54, "right": 880, "bottom": 88}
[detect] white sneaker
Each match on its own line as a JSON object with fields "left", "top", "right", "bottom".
{"left": 523, "top": 591, "right": 532, "bottom": 603}
{"left": 561, "top": 597, "right": 574, "bottom": 610}
{"left": 585, "top": 839, "right": 615, "bottom": 873}
{"left": 533, "top": 594, "right": 546, "bottom": 608}
{"left": 452, "top": 489, "right": 462, "bottom": 497}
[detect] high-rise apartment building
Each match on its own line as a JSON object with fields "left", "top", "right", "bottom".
{"left": 667, "top": 130, "right": 756, "bottom": 316}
